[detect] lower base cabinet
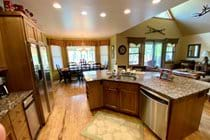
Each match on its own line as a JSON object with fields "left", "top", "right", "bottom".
{"left": 119, "top": 83, "right": 139, "bottom": 115}
{"left": 103, "top": 81, "right": 139, "bottom": 116}
{"left": 86, "top": 81, "right": 103, "bottom": 110}
{"left": 0, "top": 103, "right": 31, "bottom": 140}
{"left": 103, "top": 81, "right": 119, "bottom": 110}
{"left": 9, "top": 104, "right": 31, "bottom": 140}
{"left": 0, "top": 114, "right": 16, "bottom": 140}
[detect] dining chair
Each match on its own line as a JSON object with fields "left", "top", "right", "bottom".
{"left": 56, "top": 64, "right": 64, "bottom": 82}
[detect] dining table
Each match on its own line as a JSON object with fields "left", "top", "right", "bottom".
{"left": 61, "top": 64, "right": 106, "bottom": 83}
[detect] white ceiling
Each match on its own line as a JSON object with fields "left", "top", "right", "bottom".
{"left": 171, "top": 0, "right": 210, "bottom": 35}
{"left": 13, "top": 0, "right": 188, "bottom": 38}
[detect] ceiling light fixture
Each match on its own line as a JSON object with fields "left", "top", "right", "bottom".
{"left": 53, "top": 2, "right": 62, "bottom": 9}
{"left": 152, "top": 0, "right": 161, "bottom": 4}
{"left": 124, "top": 9, "right": 131, "bottom": 14}
{"left": 100, "top": 12, "right": 106, "bottom": 17}
{"left": 81, "top": 11, "right": 87, "bottom": 16}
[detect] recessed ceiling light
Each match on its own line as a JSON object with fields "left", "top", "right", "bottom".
{"left": 100, "top": 12, "right": 106, "bottom": 17}
{"left": 53, "top": 2, "right": 62, "bottom": 9}
{"left": 152, "top": 0, "right": 161, "bottom": 4}
{"left": 81, "top": 11, "right": 87, "bottom": 16}
{"left": 124, "top": 9, "right": 131, "bottom": 14}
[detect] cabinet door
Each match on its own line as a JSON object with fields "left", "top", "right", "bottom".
{"left": 9, "top": 104, "right": 31, "bottom": 140}
{"left": 0, "top": 114, "right": 16, "bottom": 140}
{"left": 103, "top": 88, "right": 119, "bottom": 110}
{"left": 119, "top": 89, "right": 139, "bottom": 115}
{"left": 119, "top": 83, "right": 139, "bottom": 115}
{"left": 86, "top": 81, "right": 103, "bottom": 110}
{"left": 0, "top": 29, "right": 7, "bottom": 68}
{"left": 103, "top": 81, "right": 119, "bottom": 110}
{"left": 36, "top": 30, "right": 43, "bottom": 43}
{"left": 24, "top": 20, "right": 36, "bottom": 43}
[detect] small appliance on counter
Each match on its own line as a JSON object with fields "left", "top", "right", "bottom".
{"left": 0, "top": 76, "right": 9, "bottom": 98}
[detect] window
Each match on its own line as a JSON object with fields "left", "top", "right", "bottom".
{"left": 144, "top": 41, "right": 163, "bottom": 67}
{"left": 100, "top": 45, "right": 108, "bottom": 65}
{"left": 129, "top": 43, "right": 141, "bottom": 65}
{"left": 67, "top": 46, "right": 96, "bottom": 64}
{"left": 51, "top": 45, "right": 63, "bottom": 70}
{"left": 165, "top": 43, "right": 176, "bottom": 62}
{"left": 155, "top": 10, "right": 173, "bottom": 19}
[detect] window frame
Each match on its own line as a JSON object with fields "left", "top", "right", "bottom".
{"left": 100, "top": 45, "right": 109, "bottom": 66}
{"left": 66, "top": 46, "right": 96, "bottom": 65}
{"left": 128, "top": 43, "right": 141, "bottom": 66}
{"left": 127, "top": 37, "right": 145, "bottom": 66}
{"left": 50, "top": 45, "right": 63, "bottom": 70}
{"left": 164, "top": 39, "right": 179, "bottom": 64}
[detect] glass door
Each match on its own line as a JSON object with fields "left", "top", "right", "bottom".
{"left": 144, "top": 41, "right": 163, "bottom": 67}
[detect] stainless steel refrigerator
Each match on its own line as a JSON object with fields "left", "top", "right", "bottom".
{"left": 29, "top": 43, "right": 53, "bottom": 125}
{"left": 39, "top": 45, "right": 54, "bottom": 112}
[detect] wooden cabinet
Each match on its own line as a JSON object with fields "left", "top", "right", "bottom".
{"left": 102, "top": 81, "right": 139, "bottom": 115}
{"left": 0, "top": 114, "right": 16, "bottom": 140}
{"left": 9, "top": 104, "right": 31, "bottom": 140}
{"left": 86, "top": 81, "right": 103, "bottom": 110}
{"left": 24, "top": 19, "right": 37, "bottom": 43}
{"left": 119, "top": 83, "right": 139, "bottom": 115}
{"left": 0, "top": 29, "right": 7, "bottom": 68}
{"left": 103, "top": 81, "right": 119, "bottom": 110}
{"left": 36, "top": 29, "right": 42, "bottom": 43}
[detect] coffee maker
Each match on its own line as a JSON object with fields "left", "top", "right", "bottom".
{"left": 0, "top": 77, "right": 9, "bottom": 98}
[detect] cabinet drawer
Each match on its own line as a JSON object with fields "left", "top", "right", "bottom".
{"left": 119, "top": 83, "right": 139, "bottom": 91}
{"left": 103, "top": 81, "right": 118, "bottom": 89}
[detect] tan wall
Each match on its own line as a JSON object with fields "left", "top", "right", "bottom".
{"left": 115, "top": 18, "right": 183, "bottom": 67}
{"left": 178, "top": 32, "right": 210, "bottom": 62}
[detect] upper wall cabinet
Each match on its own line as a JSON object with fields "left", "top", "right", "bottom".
{"left": 0, "top": 29, "right": 7, "bottom": 68}
{"left": 24, "top": 19, "right": 37, "bottom": 43}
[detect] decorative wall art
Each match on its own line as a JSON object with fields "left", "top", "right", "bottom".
{"left": 193, "top": 4, "right": 210, "bottom": 17}
{"left": 118, "top": 45, "right": 127, "bottom": 55}
{"left": 145, "top": 26, "right": 165, "bottom": 35}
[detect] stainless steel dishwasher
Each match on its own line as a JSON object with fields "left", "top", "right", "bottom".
{"left": 23, "top": 94, "right": 41, "bottom": 140}
{"left": 139, "top": 87, "right": 170, "bottom": 140}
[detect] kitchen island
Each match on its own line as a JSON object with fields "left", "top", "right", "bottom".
{"left": 83, "top": 70, "right": 210, "bottom": 140}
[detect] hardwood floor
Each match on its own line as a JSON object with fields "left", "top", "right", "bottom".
{"left": 37, "top": 81, "right": 210, "bottom": 140}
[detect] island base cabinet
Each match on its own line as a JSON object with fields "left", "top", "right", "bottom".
{"left": 104, "top": 88, "right": 119, "bottom": 110}
{"left": 86, "top": 81, "right": 103, "bottom": 110}
{"left": 119, "top": 83, "right": 139, "bottom": 115}
{"left": 167, "top": 91, "right": 207, "bottom": 140}
{"left": 103, "top": 81, "right": 139, "bottom": 116}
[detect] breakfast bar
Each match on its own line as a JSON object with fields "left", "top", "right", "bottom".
{"left": 84, "top": 70, "right": 210, "bottom": 140}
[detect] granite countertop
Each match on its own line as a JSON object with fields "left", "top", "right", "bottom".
{"left": 0, "top": 90, "right": 33, "bottom": 119}
{"left": 83, "top": 70, "right": 210, "bottom": 100}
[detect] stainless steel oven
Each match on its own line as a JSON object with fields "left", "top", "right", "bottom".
{"left": 23, "top": 94, "right": 41, "bottom": 140}
{"left": 139, "top": 87, "right": 170, "bottom": 140}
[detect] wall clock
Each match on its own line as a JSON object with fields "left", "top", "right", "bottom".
{"left": 118, "top": 45, "right": 127, "bottom": 55}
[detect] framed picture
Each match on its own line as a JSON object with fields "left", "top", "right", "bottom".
{"left": 160, "top": 69, "right": 173, "bottom": 81}
{"left": 111, "top": 45, "right": 115, "bottom": 58}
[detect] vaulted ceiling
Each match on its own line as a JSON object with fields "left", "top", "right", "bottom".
{"left": 13, "top": 0, "right": 187, "bottom": 38}
{"left": 171, "top": 0, "right": 210, "bottom": 35}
